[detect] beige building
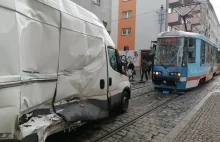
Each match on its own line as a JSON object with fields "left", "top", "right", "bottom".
{"left": 70, "top": 0, "right": 112, "bottom": 33}
{"left": 168, "top": 0, "right": 220, "bottom": 45}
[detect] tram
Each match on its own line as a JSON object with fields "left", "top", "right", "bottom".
{"left": 217, "top": 48, "right": 220, "bottom": 74}
{"left": 152, "top": 31, "right": 218, "bottom": 93}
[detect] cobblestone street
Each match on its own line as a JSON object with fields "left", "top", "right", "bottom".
{"left": 47, "top": 77, "right": 220, "bottom": 142}
{"left": 172, "top": 93, "right": 220, "bottom": 142}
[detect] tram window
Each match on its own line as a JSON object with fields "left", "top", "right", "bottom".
{"left": 182, "top": 38, "right": 188, "bottom": 66}
{"left": 213, "top": 47, "right": 217, "bottom": 62}
{"left": 201, "top": 40, "right": 205, "bottom": 64}
{"left": 217, "top": 51, "right": 220, "bottom": 63}
{"left": 188, "top": 38, "right": 196, "bottom": 63}
{"left": 207, "top": 44, "right": 212, "bottom": 63}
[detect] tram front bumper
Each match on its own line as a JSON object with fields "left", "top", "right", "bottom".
{"left": 153, "top": 76, "right": 186, "bottom": 90}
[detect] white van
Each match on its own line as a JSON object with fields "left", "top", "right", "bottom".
{"left": 0, "top": 0, "right": 130, "bottom": 141}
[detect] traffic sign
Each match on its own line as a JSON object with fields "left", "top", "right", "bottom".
{"left": 124, "top": 46, "right": 129, "bottom": 51}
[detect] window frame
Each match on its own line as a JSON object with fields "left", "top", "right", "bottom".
{"left": 122, "top": 28, "right": 131, "bottom": 36}
{"left": 93, "top": 0, "right": 100, "bottom": 6}
{"left": 188, "top": 37, "right": 196, "bottom": 63}
{"left": 201, "top": 40, "right": 206, "bottom": 64}
{"left": 107, "top": 46, "right": 122, "bottom": 74}
{"left": 122, "top": 10, "right": 132, "bottom": 19}
{"left": 207, "top": 44, "right": 212, "bottom": 64}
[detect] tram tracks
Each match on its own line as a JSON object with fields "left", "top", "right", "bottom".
{"left": 93, "top": 79, "right": 220, "bottom": 142}
{"left": 93, "top": 94, "right": 179, "bottom": 142}
{"left": 131, "top": 83, "right": 155, "bottom": 99}
{"left": 46, "top": 78, "right": 220, "bottom": 142}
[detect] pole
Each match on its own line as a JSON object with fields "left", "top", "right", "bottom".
{"left": 181, "top": 4, "right": 200, "bottom": 32}
{"left": 183, "top": 16, "right": 188, "bottom": 31}
{"left": 160, "top": 5, "right": 164, "bottom": 33}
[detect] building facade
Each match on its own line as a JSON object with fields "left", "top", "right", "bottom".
{"left": 111, "top": 0, "right": 167, "bottom": 66}
{"left": 70, "top": 0, "right": 112, "bottom": 33}
{"left": 168, "top": 0, "right": 220, "bottom": 45}
{"left": 111, "top": 0, "right": 220, "bottom": 66}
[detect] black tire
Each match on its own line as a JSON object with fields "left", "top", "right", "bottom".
{"left": 120, "top": 91, "right": 129, "bottom": 113}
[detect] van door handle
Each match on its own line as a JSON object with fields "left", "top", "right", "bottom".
{"left": 109, "top": 77, "right": 112, "bottom": 86}
{"left": 100, "top": 79, "right": 105, "bottom": 89}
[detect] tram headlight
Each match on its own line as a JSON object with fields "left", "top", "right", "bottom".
{"left": 169, "top": 72, "right": 182, "bottom": 77}
{"left": 153, "top": 71, "right": 162, "bottom": 76}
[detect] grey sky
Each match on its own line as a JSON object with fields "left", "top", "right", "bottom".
{"left": 210, "top": 0, "right": 220, "bottom": 21}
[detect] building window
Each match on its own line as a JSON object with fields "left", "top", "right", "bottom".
{"left": 188, "top": 38, "right": 196, "bottom": 63}
{"left": 93, "top": 0, "right": 100, "bottom": 5}
{"left": 201, "top": 40, "right": 205, "bottom": 64}
{"left": 168, "top": 8, "right": 172, "bottom": 13}
{"left": 122, "top": 28, "right": 131, "bottom": 35}
{"left": 122, "top": 11, "right": 132, "bottom": 19}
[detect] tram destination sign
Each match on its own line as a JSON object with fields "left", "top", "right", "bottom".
{"left": 158, "top": 37, "right": 178, "bottom": 43}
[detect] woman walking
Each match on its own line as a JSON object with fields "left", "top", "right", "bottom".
{"left": 127, "top": 61, "right": 135, "bottom": 81}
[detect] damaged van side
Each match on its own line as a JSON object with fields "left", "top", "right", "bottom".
{"left": 0, "top": 0, "right": 130, "bottom": 141}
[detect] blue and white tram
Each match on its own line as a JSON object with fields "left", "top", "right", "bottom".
{"left": 152, "top": 31, "right": 217, "bottom": 92}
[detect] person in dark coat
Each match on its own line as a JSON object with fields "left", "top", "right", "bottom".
{"left": 140, "top": 58, "right": 148, "bottom": 82}
{"left": 147, "top": 61, "right": 152, "bottom": 76}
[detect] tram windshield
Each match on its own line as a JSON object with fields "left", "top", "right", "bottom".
{"left": 155, "top": 37, "right": 185, "bottom": 67}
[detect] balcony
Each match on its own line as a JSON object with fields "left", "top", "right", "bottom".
{"left": 180, "top": 7, "right": 193, "bottom": 17}
{"left": 183, "top": 0, "right": 195, "bottom": 5}
{"left": 168, "top": 13, "right": 182, "bottom": 26}
{"left": 190, "top": 17, "right": 201, "bottom": 26}
{"left": 169, "top": 0, "right": 181, "bottom": 8}
{"left": 193, "top": 6, "right": 201, "bottom": 14}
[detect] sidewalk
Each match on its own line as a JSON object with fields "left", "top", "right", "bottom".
{"left": 130, "top": 66, "right": 152, "bottom": 84}
{"left": 162, "top": 92, "right": 220, "bottom": 142}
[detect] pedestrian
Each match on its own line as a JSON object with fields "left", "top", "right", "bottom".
{"left": 140, "top": 58, "right": 148, "bottom": 83}
{"left": 147, "top": 61, "right": 152, "bottom": 76}
{"left": 121, "top": 55, "right": 127, "bottom": 75}
{"left": 127, "top": 61, "right": 135, "bottom": 81}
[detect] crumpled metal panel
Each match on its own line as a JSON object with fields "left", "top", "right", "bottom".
{"left": 56, "top": 26, "right": 107, "bottom": 102}
{"left": 0, "top": 87, "right": 20, "bottom": 138}
{"left": 0, "top": 6, "right": 20, "bottom": 139}
{"left": 16, "top": 13, "right": 60, "bottom": 75}
{"left": 15, "top": 0, "right": 60, "bottom": 27}
{"left": 20, "top": 82, "right": 56, "bottom": 112}
{"left": 0, "top": 7, "right": 20, "bottom": 79}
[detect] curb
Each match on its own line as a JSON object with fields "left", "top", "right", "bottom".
{"left": 161, "top": 91, "right": 219, "bottom": 142}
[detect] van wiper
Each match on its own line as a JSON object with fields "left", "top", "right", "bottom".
{"left": 155, "top": 58, "right": 167, "bottom": 69}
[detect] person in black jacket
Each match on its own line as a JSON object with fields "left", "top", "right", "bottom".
{"left": 140, "top": 58, "right": 148, "bottom": 82}
{"left": 127, "top": 61, "right": 135, "bottom": 81}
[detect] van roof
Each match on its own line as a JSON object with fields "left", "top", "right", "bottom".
{"left": 0, "top": 0, "right": 115, "bottom": 47}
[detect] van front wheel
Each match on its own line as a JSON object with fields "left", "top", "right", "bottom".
{"left": 120, "top": 91, "right": 129, "bottom": 113}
